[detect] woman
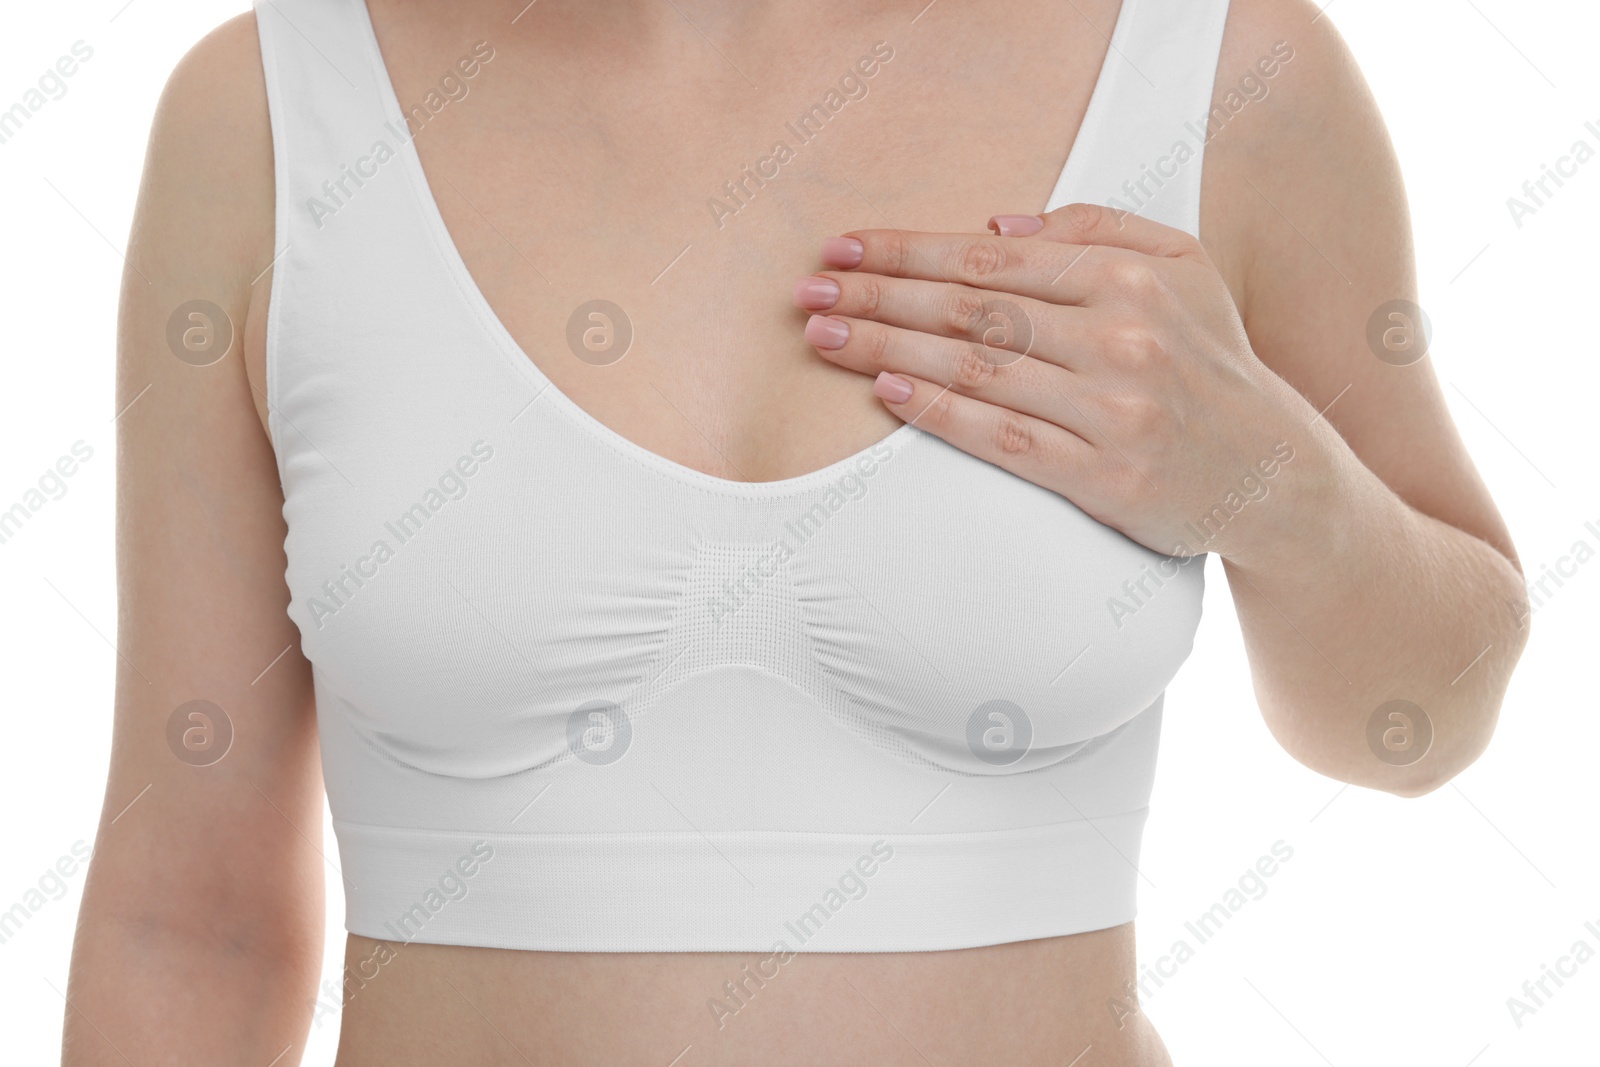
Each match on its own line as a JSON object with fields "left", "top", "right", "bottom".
{"left": 63, "top": 0, "right": 1529, "bottom": 1063}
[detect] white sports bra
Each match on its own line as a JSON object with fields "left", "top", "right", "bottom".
{"left": 254, "top": 0, "right": 1229, "bottom": 952}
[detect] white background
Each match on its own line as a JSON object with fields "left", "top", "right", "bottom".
{"left": 1, "top": 1, "right": 1595, "bottom": 1064}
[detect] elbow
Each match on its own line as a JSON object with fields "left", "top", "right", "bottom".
{"left": 1265, "top": 691, "right": 1507, "bottom": 800}
{"left": 1286, "top": 582, "right": 1528, "bottom": 799}
{"left": 1366, "top": 690, "right": 1506, "bottom": 798}
{"left": 1375, "top": 715, "right": 1498, "bottom": 798}
{"left": 1385, "top": 588, "right": 1530, "bottom": 799}
{"left": 1381, "top": 768, "right": 1458, "bottom": 799}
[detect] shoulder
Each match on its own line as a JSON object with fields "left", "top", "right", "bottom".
{"left": 137, "top": 10, "right": 274, "bottom": 290}
{"left": 1211, "top": 0, "right": 1356, "bottom": 88}
{"left": 152, "top": 10, "right": 269, "bottom": 154}
{"left": 126, "top": 11, "right": 276, "bottom": 434}
{"left": 158, "top": 9, "right": 267, "bottom": 123}
{"left": 1199, "top": 0, "right": 1410, "bottom": 316}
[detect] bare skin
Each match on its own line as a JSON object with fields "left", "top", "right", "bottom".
{"left": 62, "top": 0, "right": 1528, "bottom": 1064}
{"left": 331, "top": 930, "right": 1156, "bottom": 1065}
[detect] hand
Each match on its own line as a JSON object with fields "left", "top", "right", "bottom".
{"left": 792, "top": 203, "right": 1317, "bottom": 561}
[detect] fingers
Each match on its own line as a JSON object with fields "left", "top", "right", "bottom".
{"left": 801, "top": 310, "right": 1091, "bottom": 434}
{"left": 820, "top": 202, "right": 1205, "bottom": 308}
{"left": 1026, "top": 202, "right": 1207, "bottom": 261}
{"left": 822, "top": 224, "right": 1163, "bottom": 308}
{"left": 794, "top": 272, "right": 1087, "bottom": 369}
{"left": 869, "top": 370, "right": 1096, "bottom": 496}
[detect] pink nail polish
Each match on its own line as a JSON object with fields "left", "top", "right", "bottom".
{"left": 793, "top": 276, "right": 840, "bottom": 310}
{"left": 821, "top": 236, "right": 864, "bottom": 269}
{"left": 804, "top": 314, "right": 850, "bottom": 349}
{"left": 987, "top": 214, "right": 1044, "bottom": 237}
{"left": 873, "top": 372, "right": 914, "bottom": 404}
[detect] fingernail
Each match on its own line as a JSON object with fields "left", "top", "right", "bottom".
{"left": 792, "top": 276, "right": 840, "bottom": 310}
{"left": 804, "top": 314, "right": 850, "bottom": 349}
{"left": 873, "top": 371, "right": 914, "bottom": 404}
{"left": 821, "top": 236, "right": 864, "bottom": 269}
{"left": 987, "top": 214, "right": 1044, "bottom": 237}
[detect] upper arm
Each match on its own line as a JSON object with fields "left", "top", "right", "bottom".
{"left": 91, "top": 10, "right": 320, "bottom": 953}
{"left": 1201, "top": 0, "right": 1520, "bottom": 571}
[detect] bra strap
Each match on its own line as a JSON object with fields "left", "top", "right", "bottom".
{"left": 1045, "top": 0, "right": 1235, "bottom": 237}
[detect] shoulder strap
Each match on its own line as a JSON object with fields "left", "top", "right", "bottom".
{"left": 253, "top": 0, "right": 415, "bottom": 238}
{"left": 252, "top": 0, "right": 479, "bottom": 494}
{"left": 1044, "top": 0, "right": 1233, "bottom": 237}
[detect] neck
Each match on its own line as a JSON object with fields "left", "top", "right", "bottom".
{"left": 508, "top": 0, "right": 890, "bottom": 53}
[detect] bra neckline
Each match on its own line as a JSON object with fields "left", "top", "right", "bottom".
{"left": 346, "top": 0, "right": 1131, "bottom": 498}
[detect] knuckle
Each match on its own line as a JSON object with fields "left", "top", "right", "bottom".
{"left": 1103, "top": 318, "right": 1165, "bottom": 368}
{"left": 1112, "top": 392, "right": 1164, "bottom": 433}
{"left": 955, "top": 238, "right": 1007, "bottom": 281}
{"left": 992, "top": 410, "right": 1035, "bottom": 457}
{"left": 1107, "top": 257, "right": 1156, "bottom": 296}
{"left": 979, "top": 299, "right": 1033, "bottom": 357}
{"left": 857, "top": 321, "right": 893, "bottom": 370}
{"left": 941, "top": 288, "right": 990, "bottom": 338}
{"left": 853, "top": 274, "right": 886, "bottom": 320}
{"left": 1064, "top": 201, "right": 1103, "bottom": 232}
{"left": 922, "top": 388, "right": 956, "bottom": 429}
{"left": 949, "top": 343, "right": 997, "bottom": 391}
{"left": 880, "top": 231, "right": 914, "bottom": 277}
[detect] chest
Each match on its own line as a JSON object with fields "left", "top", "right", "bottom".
{"left": 352, "top": 0, "right": 1123, "bottom": 481}
{"left": 257, "top": 0, "right": 1211, "bottom": 786}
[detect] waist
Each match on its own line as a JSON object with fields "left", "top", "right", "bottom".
{"left": 327, "top": 922, "right": 1174, "bottom": 1067}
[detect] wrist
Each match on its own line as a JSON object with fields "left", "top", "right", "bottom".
{"left": 1207, "top": 410, "right": 1372, "bottom": 577}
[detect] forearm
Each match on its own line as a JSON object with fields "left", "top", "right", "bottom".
{"left": 63, "top": 902, "right": 321, "bottom": 1067}
{"left": 62, "top": 755, "right": 326, "bottom": 1067}
{"left": 1218, "top": 416, "right": 1529, "bottom": 796}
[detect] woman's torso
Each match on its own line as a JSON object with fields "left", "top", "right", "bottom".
{"left": 240, "top": 0, "right": 1228, "bottom": 1062}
